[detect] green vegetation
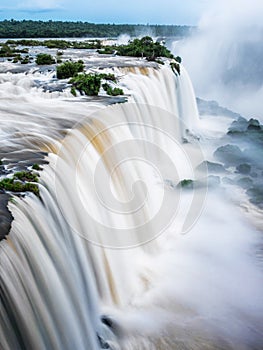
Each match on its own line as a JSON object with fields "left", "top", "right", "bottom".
{"left": 4, "top": 39, "right": 102, "bottom": 50}
{"left": 0, "top": 170, "right": 40, "bottom": 196}
{"left": 98, "top": 73, "right": 117, "bottom": 82}
{"left": 0, "top": 20, "right": 192, "bottom": 38}
{"left": 108, "top": 36, "right": 174, "bottom": 61}
{"left": 32, "top": 163, "right": 43, "bottom": 171}
{"left": 69, "top": 73, "right": 102, "bottom": 96}
{"left": 56, "top": 60, "right": 85, "bottom": 79}
{"left": 97, "top": 47, "right": 115, "bottom": 55}
{"left": 6, "top": 39, "right": 41, "bottom": 46}
{"left": 10, "top": 54, "right": 33, "bottom": 64}
{"left": 178, "top": 179, "right": 194, "bottom": 189}
{"left": 36, "top": 53, "right": 56, "bottom": 65}
{"left": 0, "top": 44, "right": 29, "bottom": 57}
{"left": 12, "top": 55, "right": 21, "bottom": 63}
{"left": 13, "top": 171, "right": 39, "bottom": 182}
{"left": 70, "top": 86, "right": 77, "bottom": 96}
{"left": 20, "top": 55, "right": 32, "bottom": 64}
{"left": 175, "top": 56, "right": 182, "bottom": 63}
{"left": 170, "top": 61, "right": 181, "bottom": 75}
{"left": 102, "top": 83, "right": 124, "bottom": 96}
{"left": 69, "top": 72, "right": 122, "bottom": 97}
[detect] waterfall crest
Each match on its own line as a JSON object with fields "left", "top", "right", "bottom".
{"left": 1, "top": 64, "right": 261, "bottom": 350}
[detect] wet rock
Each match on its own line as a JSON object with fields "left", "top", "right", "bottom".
{"left": 227, "top": 117, "right": 263, "bottom": 148}
{"left": 196, "top": 98, "right": 242, "bottom": 119}
{"left": 97, "top": 334, "right": 110, "bottom": 349}
{"left": 247, "top": 118, "right": 261, "bottom": 130}
{"left": 227, "top": 116, "right": 248, "bottom": 133}
{"left": 164, "top": 179, "right": 177, "bottom": 189}
{"left": 207, "top": 175, "right": 220, "bottom": 187}
{"left": 246, "top": 184, "right": 263, "bottom": 208}
{"left": 214, "top": 144, "right": 245, "bottom": 167}
{"left": 101, "top": 315, "right": 122, "bottom": 337}
{"left": 222, "top": 177, "right": 235, "bottom": 185}
{"left": 236, "top": 177, "right": 253, "bottom": 189}
{"left": 197, "top": 161, "right": 226, "bottom": 174}
{"left": 0, "top": 193, "right": 13, "bottom": 241}
{"left": 236, "top": 163, "right": 251, "bottom": 175}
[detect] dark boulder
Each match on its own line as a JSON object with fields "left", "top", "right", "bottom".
{"left": 237, "top": 177, "right": 253, "bottom": 189}
{"left": 197, "top": 161, "right": 226, "bottom": 174}
{"left": 0, "top": 193, "right": 13, "bottom": 240}
{"left": 214, "top": 144, "right": 245, "bottom": 167}
{"left": 247, "top": 118, "right": 261, "bottom": 131}
{"left": 236, "top": 163, "right": 251, "bottom": 175}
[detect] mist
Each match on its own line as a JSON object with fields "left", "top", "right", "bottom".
{"left": 174, "top": 0, "right": 263, "bottom": 120}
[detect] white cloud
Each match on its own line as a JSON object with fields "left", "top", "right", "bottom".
{"left": 18, "top": 0, "right": 63, "bottom": 11}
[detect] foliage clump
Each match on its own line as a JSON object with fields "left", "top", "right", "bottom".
{"left": 69, "top": 73, "right": 101, "bottom": 96}
{"left": 97, "top": 47, "right": 115, "bottom": 55}
{"left": 32, "top": 163, "right": 43, "bottom": 171}
{"left": 102, "top": 83, "right": 124, "bottom": 96}
{"left": 57, "top": 60, "right": 84, "bottom": 79}
{"left": 36, "top": 53, "right": 56, "bottom": 65}
{"left": 178, "top": 179, "right": 194, "bottom": 189}
{"left": 0, "top": 44, "right": 29, "bottom": 57}
{"left": 98, "top": 73, "right": 117, "bottom": 82}
{"left": 115, "top": 36, "right": 174, "bottom": 61}
{"left": 20, "top": 55, "right": 33, "bottom": 64}
{"left": 69, "top": 72, "right": 123, "bottom": 97}
{"left": 0, "top": 170, "right": 40, "bottom": 197}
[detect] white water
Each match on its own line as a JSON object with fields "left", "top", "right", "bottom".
{"left": 0, "top": 63, "right": 262, "bottom": 350}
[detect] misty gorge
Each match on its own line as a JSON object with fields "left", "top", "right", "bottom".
{"left": 0, "top": 1, "right": 263, "bottom": 350}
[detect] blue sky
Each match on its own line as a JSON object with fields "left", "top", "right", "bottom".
{"left": 0, "top": 0, "right": 211, "bottom": 24}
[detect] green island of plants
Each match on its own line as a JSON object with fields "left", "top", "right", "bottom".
{"left": 69, "top": 73, "right": 124, "bottom": 96}
{"left": 69, "top": 73, "right": 102, "bottom": 96}
{"left": 98, "top": 36, "right": 175, "bottom": 62}
{"left": 36, "top": 53, "right": 56, "bottom": 65}
{"left": 0, "top": 170, "right": 40, "bottom": 197}
{"left": 56, "top": 60, "right": 85, "bottom": 79}
{"left": 0, "top": 44, "right": 29, "bottom": 57}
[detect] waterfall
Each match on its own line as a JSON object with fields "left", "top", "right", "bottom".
{"left": 1, "top": 64, "right": 262, "bottom": 350}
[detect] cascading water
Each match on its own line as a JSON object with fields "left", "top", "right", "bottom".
{"left": 0, "top": 63, "right": 262, "bottom": 350}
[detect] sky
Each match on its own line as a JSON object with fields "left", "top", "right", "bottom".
{"left": 0, "top": 0, "right": 211, "bottom": 24}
